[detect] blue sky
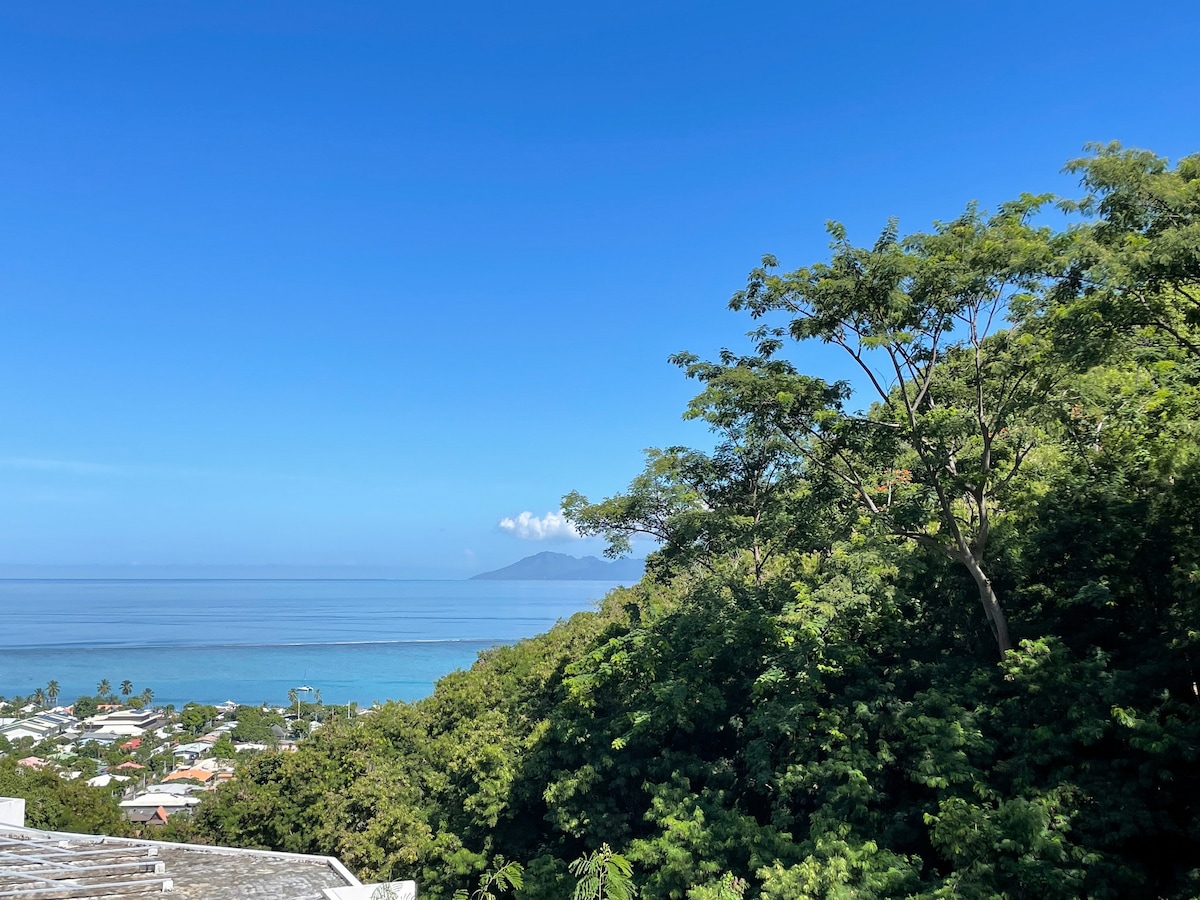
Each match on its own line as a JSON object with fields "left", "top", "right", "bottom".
{"left": 1, "top": 2, "right": 1197, "bottom": 577}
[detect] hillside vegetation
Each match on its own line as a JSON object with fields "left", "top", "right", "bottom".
{"left": 187, "top": 144, "right": 1200, "bottom": 899}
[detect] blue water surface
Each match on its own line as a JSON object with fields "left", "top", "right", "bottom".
{"left": 0, "top": 579, "right": 623, "bottom": 707}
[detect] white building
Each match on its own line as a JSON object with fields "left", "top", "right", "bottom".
{"left": 83, "top": 708, "right": 163, "bottom": 738}
{"left": 0, "top": 711, "right": 78, "bottom": 743}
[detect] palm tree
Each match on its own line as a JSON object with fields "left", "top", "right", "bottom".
{"left": 46, "top": 681, "right": 60, "bottom": 706}
{"left": 32, "top": 687, "right": 46, "bottom": 707}
{"left": 140, "top": 687, "right": 153, "bottom": 706}
{"left": 97, "top": 679, "right": 111, "bottom": 697}
{"left": 120, "top": 680, "right": 133, "bottom": 698}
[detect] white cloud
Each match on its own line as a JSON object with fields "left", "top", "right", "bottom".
{"left": 498, "top": 510, "right": 581, "bottom": 541}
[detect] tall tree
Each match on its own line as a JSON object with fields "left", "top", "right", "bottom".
{"left": 714, "top": 200, "right": 1061, "bottom": 655}
{"left": 97, "top": 679, "right": 111, "bottom": 697}
{"left": 45, "top": 681, "right": 60, "bottom": 706}
{"left": 565, "top": 441, "right": 807, "bottom": 587}
{"left": 1048, "top": 142, "right": 1200, "bottom": 360}
{"left": 120, "top": 680, "right": 133, "bottom": 698}
{"left": 564, "top": 371, "right": 838, "bottom": 587}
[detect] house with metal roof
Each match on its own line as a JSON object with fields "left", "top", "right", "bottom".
{"left": 0, "top": 796, "right": 416, "bottom": 899}
{"left": 83, "top": 709, "right": 163, "bottom": 738}
{"left": 118, "top": 792, "right": 200, "bottom": 821}
{"left": 0, "top": 712, "right": 78, "bottom": 743}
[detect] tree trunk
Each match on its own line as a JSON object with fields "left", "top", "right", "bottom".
{"left": 962, "top": 554, "right": 1012, "bottom": 657}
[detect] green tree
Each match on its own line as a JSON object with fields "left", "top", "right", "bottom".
{"left": 72, "top": 695, "right": 100, "bottom": 719}
{"left": 140, "top": 687, "right": 154, "bottom": 706}
{"left": 45, "top": 680, "right": 60, "bottom": 706}
{"left": 0, "top": 755, "right": 129, "bottom": 835}
{"left": 211, "top": 736, "right": 238, "bottom": 760}
{"left": 566, "top": 439, "right": 811, "bottom": 588}
{"left": 175, "top": 147, "right": 1200, "bottom": 900}
{"left": 452, "top": 859, "right": 524, "bottom": 900}
{"left": 710, "top": 200, "right": 1062, "bottom": 654}
{"left": 32, "top": 687, "right": 46, "bottom": 707}
{"left": 120, "top": 680, "right": 133, "bottom": 698}
{"left": 97, "top": 679, "right": 111, "bottom": 697}
{"left": 570, "top": 844, "right": 637, "bottom": 900}
{"left": 1047, "top": 142, "right": 1200, "bottom": 359}
{"left": 180, "top": 703, "right": 217, "bottom": 734}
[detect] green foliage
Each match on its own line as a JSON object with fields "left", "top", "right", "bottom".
{"left": 231, "top": 705, "right": 285, "bottom": 743}
{"left": 175, "top": 145, "right": 1200, "bottom": 899}
{"left": 180, "top": 703, "right": 218, "bottom": 733}
{"left": 1047, "top": 142, "right": 1200, "bottom": 360}
{"left": 71, "top": 694, "right": 100, "bottom": 718}
{"left": 570, "top": 844, "right": 636, "bottom": 900}
{"left": 211, "top": 736, "right": 238, "bottom": 760}
{"left": 452, "top": 858, "right": 524, "bottom": 900}
{"left": 0, "top": 756, "right": 129, "bottom": 835}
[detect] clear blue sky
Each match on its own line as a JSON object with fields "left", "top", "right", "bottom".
{"left": 1, "top": 2, "right": 1196, "bottom": 577}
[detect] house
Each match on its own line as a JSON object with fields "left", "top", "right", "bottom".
{"left": 172, "top": 740, "right": 211, "bottom": 761}
{"left": 80, "top": 730, "right": 125, "bottom": 746}
{"left": 83, "top": 708, "right": 162, "bottom": 737}
{"left": 0, "top": 711, "right": 78, "bottom": 743}
{"left": 118, "top": 791, "right": 201, "bottom": 820}
{"left": 141, "top": 783, "right": 198, "bottom": 796}
{"left": 163, "top": 767, "right": 216, "bottom": 787}
{"left": 0, "top": 720, "right": 54, "bottom": 739}
{"left": 0, "top": 811, "right": 377, "bottom": 898}
{"left": 122, "top": 806, "right": 171, "bottom": 826}
{"left": 16, "top": 757, "right": 47, "bottom": 770}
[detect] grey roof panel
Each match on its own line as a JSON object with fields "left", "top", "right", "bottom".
{"left": 0, "top": 829, "right": 358, "bottom": 900}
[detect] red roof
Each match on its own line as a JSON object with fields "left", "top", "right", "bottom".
{"left": 115, "top": 761, "right": 146, "bottom": 770}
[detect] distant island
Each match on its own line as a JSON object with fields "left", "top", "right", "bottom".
{"left": 471, "top": 551, "right": 645, "bottom": 581}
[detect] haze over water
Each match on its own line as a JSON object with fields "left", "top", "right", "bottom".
{"left": 0, "top": 579, "right": 623, "bottom": 707}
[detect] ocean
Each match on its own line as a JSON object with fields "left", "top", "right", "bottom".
{"left": 0, "top": 579, "right": 624, "bottom": 708}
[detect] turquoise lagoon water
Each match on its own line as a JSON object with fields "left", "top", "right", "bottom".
{"left": 0, "top": 579, "right": 624, "bottom": 707}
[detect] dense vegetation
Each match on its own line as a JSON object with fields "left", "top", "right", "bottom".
{"left": 0, "top": 755, "right": 131, "bottom": 835}
{"left": 185, "top": 144, "right": 1200, "bottom": 898}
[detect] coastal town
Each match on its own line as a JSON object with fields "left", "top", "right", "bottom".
{"left": 0, "top": 683, "right": 415, "bottom": 899}
{"left": 0, "top": 682, "right": 345, "bottom": 830}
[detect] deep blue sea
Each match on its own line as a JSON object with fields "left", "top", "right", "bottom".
{"left": 0, "top": 579, "right": 624, "bottom": 708}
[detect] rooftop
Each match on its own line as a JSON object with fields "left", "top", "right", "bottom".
{"left": 0, "top": 827, "right": 360, "bottom": 900}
